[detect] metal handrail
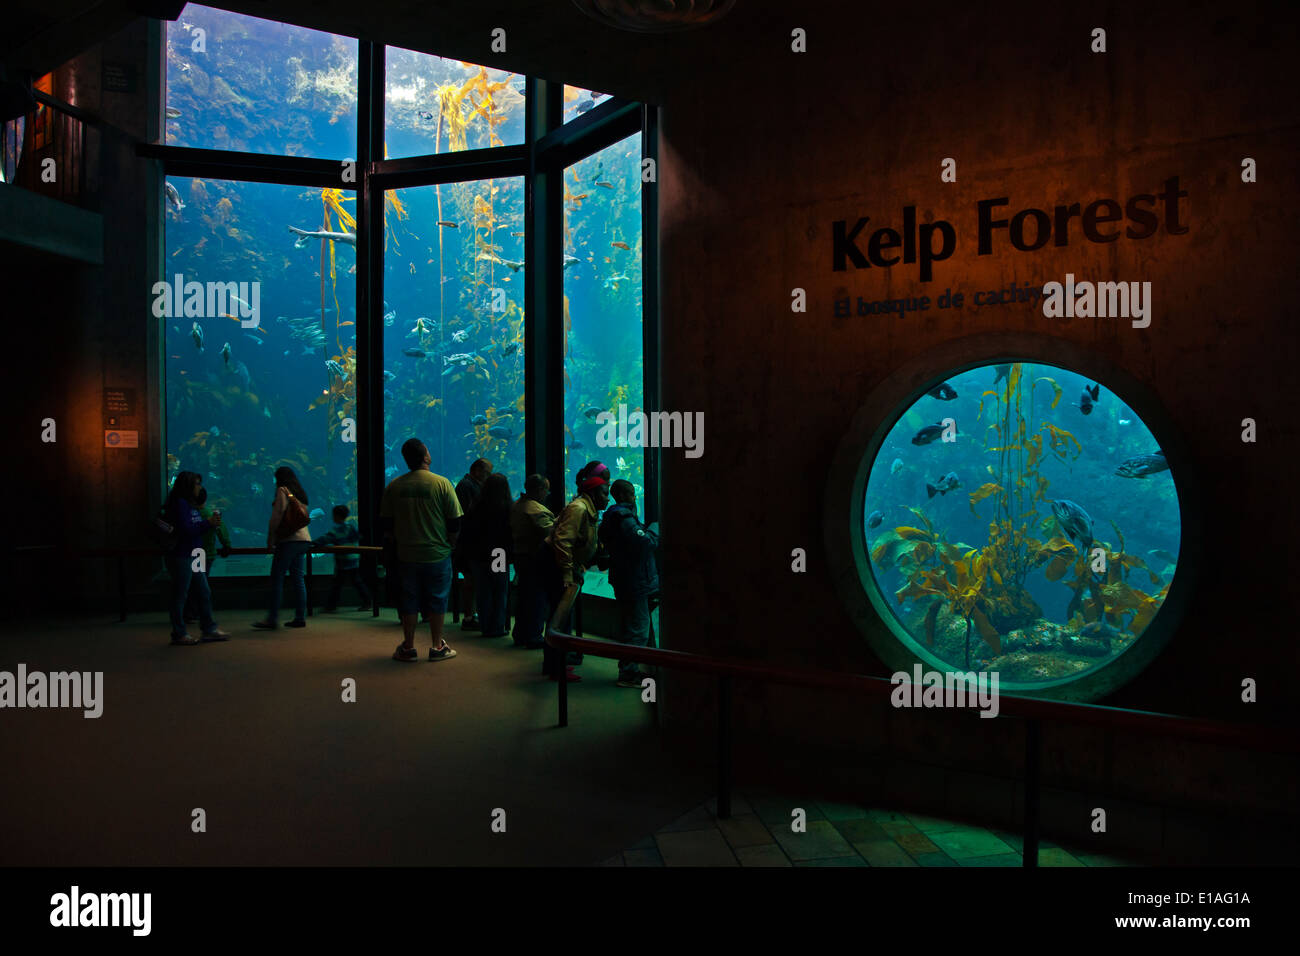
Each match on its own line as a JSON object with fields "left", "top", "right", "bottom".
{"left": 16, "top": 544, "right": 385, "bottom": 621}
{"left": 544, "top": 593, "right": 1298, "bottom": 866}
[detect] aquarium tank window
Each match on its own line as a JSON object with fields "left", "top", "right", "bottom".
{"left": 563, "top": 85, "right": 611, "bottom": 121}
{"left": 165, "top": 6, "right": 357, "bottom": 159}
{"left": 382, "top": 178, "right": 526, "bottom": 494}
{"left": 164, "top": 178, "right": 358, "bottom": 575}
{"left": 384, "top": 49, "right": 524, "bottom": 158}
{"left": 863, "top": 362, "right": 1180, "bottom": 685}
{"left": 563, "top": 133, "right": 644, "bottom": 598}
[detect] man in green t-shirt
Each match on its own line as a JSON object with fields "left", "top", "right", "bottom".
{"left": 381, "top": 438, "right": 464, "bottom": 662}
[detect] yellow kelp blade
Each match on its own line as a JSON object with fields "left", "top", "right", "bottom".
{"left": 1044, "top": 553, "right": 1072, "bottom": 581}
{"left": 1035, "top": 376, "right": 1063, "bottom": 409}
{"left": 971, "top": 607, "right": 1001, "bottom": 655}
{"left": 923, "top": 601, "right": 942, "bottom": 647}
{"left": 967, "top": 482, "right": 1002, "bottom": 513}
{"left": 894, "top": 526, "right": 933, "bottom": 541}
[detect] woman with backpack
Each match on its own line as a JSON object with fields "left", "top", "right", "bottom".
{"left": 253, "top": 466, "right": 313, "bottom": 630}
{"left": 162, "top": 471, "right": 230, "bottom": 645}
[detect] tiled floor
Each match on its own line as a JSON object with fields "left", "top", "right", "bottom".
{"left": 598, "top": 791, "right": 1138, "bottom": 867}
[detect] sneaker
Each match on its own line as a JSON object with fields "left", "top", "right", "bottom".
{"left": 200, "top": 629, "right": 230, "bottom": 642}
{"left": 252, "top": 620, "right": 277, "bottom": 630}
{"left": 285, "top": 619, "right": 307, "bottom": 628}
{"left": 171, "top": 634, "right": 199, "bottom": 645}
{"left": 566, "top": 651, "right": 584, "bottom": 665}
{"left": 461, "top": 616, "right": 481, "bottom": 631}
{"left": 393, "top": 643, "right": 418, "bottom": 662}
{"left": 548, "top": 666, "right": 581, "bottom": 682}
{"left": 428, "top": 643, "right": 457, "bottom": 662}
{"left": 617, "top": 671, "right": 647, "bottom": 688}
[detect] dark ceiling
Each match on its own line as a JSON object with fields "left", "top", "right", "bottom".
{"left": 4, "top": 0, "right": 766, "bottom": 102}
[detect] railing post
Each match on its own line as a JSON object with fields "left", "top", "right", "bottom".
{"left": 558, "top": 642, "right": 569, "bottom": 727}
{"left": 718, "top": 675, "right": 733, "bottom": 819}
{"left": 118, "top": 553, "right": 126, "bottom": 622}
{"left": 1023, "top": 717, "right": 1040, "bottom": 867}
{"left": 306, "top": 551, "right": 313, "bottom": 617}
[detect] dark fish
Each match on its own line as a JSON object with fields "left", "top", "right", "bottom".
{"left": 402, "top": 348, "right": 426, "bottom": 358}
{"left": 1080, "top": 620, "right": 1118, "bottom": 649}
{"left": 488, "top": 426, "right": 513, "bottom": 439}
{"left": 576, "top": 100, "right": 594, "bottom": 113}
{"left": 417, "top": 110, "right": 434, "bottom": 121}
{"left": 911, "top": 423, "right": 945, "bottom": 445}
{"left": 926, "top": 472, "right": 960, "bottom": 498}
{"left": 1076, "top": 383, "right": 1100, "bottom": 415}
{"left": 867, "top": 510, "right": 884, "bottom": 529}
{"left": 1051, "top": 499, "right": 1093, "bottom": 553}
{"left": 470, "top": 414, "right": 487, "bottom": 426}
{"left": 569, "top": 440, "right": 584, "bottom": 450}
{"left": 582, "top": 405, "right": 604, "bottom": 420}
{"left": 1115, "top": 450, "right": 1168, "bottom": 479}
{"left": 927, "top": 382, "right": 957, "bottom": 401}
{"left": 220, "top": 342, "right": 231, "bottom": 364}
{"left": 993, "top": 364, "right": 1011, "bottom": 384}
{"left": 501, "top": 342, "right": 519, "bottom": 357}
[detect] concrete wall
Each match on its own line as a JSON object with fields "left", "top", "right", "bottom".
{"left": 653, "top": 0, "right": 1300, "bottom": 820}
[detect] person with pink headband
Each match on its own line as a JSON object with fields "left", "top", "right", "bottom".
{"left": 537, "top": 461, "right": 611, "bottom": 681}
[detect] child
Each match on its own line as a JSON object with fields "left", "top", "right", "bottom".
{"left": 313, "top": 505, "right": 372, "bottom": 612}
{"left": 184, "top": 486, "right": 232, "bottom": 623}
{"left": 597, "top": 479, "right": 659, "bottom": 687}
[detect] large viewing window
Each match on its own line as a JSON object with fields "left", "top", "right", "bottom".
{"left": 159, "top": 14, "right": 653, "bottom": 574}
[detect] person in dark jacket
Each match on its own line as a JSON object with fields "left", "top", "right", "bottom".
{"left": 453, "top": 458, "right": 492, "bottom": 629}
{"left": 184, "top": 485, "right": 231, "bottom": 623}
{"left": 598, "top": 479, "right": 659, "bottom": 687}
{"left": 163, "top": 471, "right": 230, "bottom": 645}
{"left": 461, "top": 473, "right": 513, "bottom": 637}
{"left": 313, "top": 504, "right": 372, "bottom": 612}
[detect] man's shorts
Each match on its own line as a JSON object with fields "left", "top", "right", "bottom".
{"left": 399, "top": 558, "right": 453, "bottom": 616}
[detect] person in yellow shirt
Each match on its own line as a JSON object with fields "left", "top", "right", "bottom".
{"left": 538, "top": 461, "right": 611, "bottom": 681}
{"left": 381, "top": 439, "right": 463, "bottom": 662}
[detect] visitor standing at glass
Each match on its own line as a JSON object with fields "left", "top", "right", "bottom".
{"left": 510, "top": 474, "right": 554, "bottom": 648}
{"left": 462, "top": 473, "right": 513, "bottom": 638}
{"left": 254, "top": 466, "right": 313, "bottom": 630}
{"left": 164, "top": 471, "right": 229, "bottom": 645}
{"left": 539, "top": 461, "right": 612, "bottom": 681}
{"left": 598, "top": 479, "right": 658, "bottom": 687}
{"left": 454, "top": 458, "right": 492, "bottom": 629}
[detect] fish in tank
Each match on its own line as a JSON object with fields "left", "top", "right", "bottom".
{"left": 162, "top": 7, "right": 645, "bottom": 578}
{"left": 863, "top": 362, "right": 1180, "bottom": 684}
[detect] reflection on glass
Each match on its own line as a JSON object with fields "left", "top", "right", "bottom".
{"left": 864, "top": 363, "right": 1180, "bottom": 683}
{"left": 382, "top": 178, "right": 526, "bottom": 493}
{"left": 165, "top": 5, "right": 357, "bottom": 158}
{"left": 164, "top": 178, "right": 357, "bottom": 575}
{"left": 563, "top": 84, "right": 610, "bottom": 121}
{"left": 563, "top": 134, "right": 643, "bottom": 598}
{"left": 385, "top": 49, "right": 523, "bottom": 158}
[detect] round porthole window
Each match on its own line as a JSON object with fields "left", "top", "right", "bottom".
{"left": 827, "top": 350, "right": 1192, "bottom": 702}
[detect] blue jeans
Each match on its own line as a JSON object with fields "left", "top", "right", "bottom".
{"left": 268, "top": 540, "right": 311, "bottom": 623}
{"left": 511, "top": 558, "right": 547, "bottom": 646}
{"left": 471, "top": 557, "right": 509, "bottom": 635}
{"left": 616, "top": 593, "right": 653, "bottom": 677}
{"left": 399, "top": 557, "right": 453, "bottom": 616}
{"left": 169, "top": 553, "right": 215, "bottom": 637}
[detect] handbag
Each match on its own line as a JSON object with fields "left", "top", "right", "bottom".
{"left": 278, "top": 489, "right": 310, "bottom": 535}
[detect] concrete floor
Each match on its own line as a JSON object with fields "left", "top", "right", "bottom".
{"left": 0, "top": 611, "right": 712, "bottom": 866}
